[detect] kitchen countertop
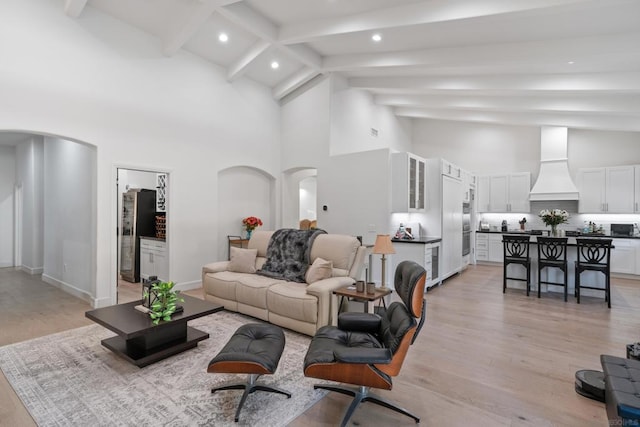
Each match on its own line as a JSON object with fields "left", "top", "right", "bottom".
{"left": 391, "top": 237, "right": 442, "bottom": 244}
{"left": 476, "top": 230, "right": 638, "bottom": 239}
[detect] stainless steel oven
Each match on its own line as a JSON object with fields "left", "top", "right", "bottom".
{"left": 462, "top": 202, "right": 471, "bottom": 256}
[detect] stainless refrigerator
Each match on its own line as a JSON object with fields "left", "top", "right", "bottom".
{"left": 119, "top": 189, "right": 156, "bottom": 282}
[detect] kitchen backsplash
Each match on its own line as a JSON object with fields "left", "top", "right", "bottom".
{"left": 479, "top": 210, "right": 640, "bottom": 235}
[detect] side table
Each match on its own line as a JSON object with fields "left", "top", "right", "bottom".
{"left": 333, "top": 285, "right": 392, "bottom": 314}
{"left": 227, "top": 235, "right": 249, "bottom": 260}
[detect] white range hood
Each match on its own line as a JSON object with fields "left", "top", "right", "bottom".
{"left": 529, "top": 126, "right": 579, "bottom": 201}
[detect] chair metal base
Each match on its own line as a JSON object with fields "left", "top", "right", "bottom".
{"left": 212, "top": 374, "right": 291, "bottom": 422}
{"left": 314, "top": 384, "right": 419, "bottom": 426}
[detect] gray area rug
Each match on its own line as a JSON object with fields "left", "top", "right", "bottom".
{"left": 0, "top": 311, "right": 326, "bottom": 426}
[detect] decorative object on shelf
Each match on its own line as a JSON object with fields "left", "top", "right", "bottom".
{"left": 242, "top": 216, "right": 263, "bottom": 240}
{"left": 519, "top": 217, "right": 527, "bottom": 231}
{"left": 539, "top": 209, "right": 569, "bottom": 237}
{"left": 155, "top": 173, "right": 167, "bottom": 212}
{"left": 142, "top": 280, "right": 184, "bottom": 325}
{"left": 373, "top": 234, "right": 395, "bottom": 290}
{"left": 155, "top": 214, "right": 166, "bottom": 239}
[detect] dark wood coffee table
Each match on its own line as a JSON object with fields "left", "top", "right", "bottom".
{"left": 85, "top": 294, "right": 223, "bottom": 367}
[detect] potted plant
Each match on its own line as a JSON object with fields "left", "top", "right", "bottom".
{"left": 144, "top": 280, "right": 184, "bottom": 325}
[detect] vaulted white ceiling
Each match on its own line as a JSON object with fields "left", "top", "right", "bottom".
{"left": 47, "top": 0, "right": 640, "bottom": 132}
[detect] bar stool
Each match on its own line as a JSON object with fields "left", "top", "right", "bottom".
{"left": 503, "top": 235, "right": 531, "bottom": 295}
{"left": 575, "top": 238, "right": 613, "bottom": 308}
{"left": 537, "top": 237, "right": 568, "bottom": 301}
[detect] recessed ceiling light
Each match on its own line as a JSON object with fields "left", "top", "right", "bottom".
{"left": 271, "top": 61, "right": 279, "bottom": 70}
{"left": 371, "top": 33, "right": 382, "bottom": 42}
{"left": 568, "top": 61, "right": 575, "bottom": 65}
{"left": 218, "top": 32, "right": 228, "bottom": 43}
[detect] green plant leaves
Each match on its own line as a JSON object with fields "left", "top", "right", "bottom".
{"left": 145, "top": 280, "right": 184, "bottom": 325}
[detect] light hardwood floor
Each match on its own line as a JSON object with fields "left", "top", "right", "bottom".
{"left": 2, "top": 265, "right": 637, "bottom": 426}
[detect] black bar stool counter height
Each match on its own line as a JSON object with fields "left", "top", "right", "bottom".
{"left": 575, "top": 238, "right": 613, "bottom": 308}
{"left": 503, "top": 235, "right": 532, "bottom": 295}
{"left": 537, "top": 237, "right": 568, "bottom": 301}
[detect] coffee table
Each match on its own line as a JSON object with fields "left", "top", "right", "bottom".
{"left": 85, "top": 294, "right": 223, "bottom": 367}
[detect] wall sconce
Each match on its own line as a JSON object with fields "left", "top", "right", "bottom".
{"left": 373, "top": 234, "right": 395, "bottom": 290}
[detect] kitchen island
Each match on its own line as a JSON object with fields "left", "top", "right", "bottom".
{"left": 478, "top": 231, "right": 618, "bottom": 298}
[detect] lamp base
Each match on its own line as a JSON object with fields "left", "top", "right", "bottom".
{"left": 380, "top": 255, "right": 387, "bottom": 290}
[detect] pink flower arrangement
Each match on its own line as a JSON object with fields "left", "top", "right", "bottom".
{"left": 242, "top": 216, "right": 263, "bottom": 232}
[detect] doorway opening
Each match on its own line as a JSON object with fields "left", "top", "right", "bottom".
{"left": 116, "top": 168, "right": 169, "bottom": 303}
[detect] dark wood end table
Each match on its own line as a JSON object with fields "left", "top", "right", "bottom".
{"left": 333, "top": 286, "right": 392, "bottom": 313}
{"left": 85, "top": 294, "right": 223, "bottom": 367}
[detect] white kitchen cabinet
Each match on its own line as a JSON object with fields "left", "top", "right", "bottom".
{"left": 477, "top": 175, "right": 491, "bottom": 213}
{"left": 488, "top": 234, "right": 503, "bottom": 263}
{"left": 477, "top": 173, "right": 531, "bottom": 213}
{"left": 391, "top": 240, "right": 441, "bottom": 289}
{"left": 392, "top": 152, "right": 426, "bottom": 212}
{"left": 578, "top": 166, "right": 634, "bottom": 213}
{"left": 441, "top": 159, "right": 462, "bottom": 180}
{"left": 462, "top": 169, "right": 476, "bottom": 203}
{"left": 441, "top": 175, "right": 463, "bottom": 279}
{"left": 475, "top": 233, "right": 488, "bottom": 261}
{"left": 140, "top": 238, "right": 168, "bottom": 282}
{"left": 611, "top": 238, "right": 636, "bottom": 275}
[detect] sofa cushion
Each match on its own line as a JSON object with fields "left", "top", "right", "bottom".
{"left": 309, "top": 234, "right": 360, "bottom": 277}
{"left": 267, "top": 282, "right": 318, "bottom": 324}
{"left": 228, "top": 247, "right": 257, "bottom": 273}
{"left": 306, "top": 257, "right": 333, "bottom": 284}
{"left": 236, "top": 274, "right": 286, "bottom": 310}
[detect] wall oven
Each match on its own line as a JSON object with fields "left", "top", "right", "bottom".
{"left": 462, "top": 202, "right": 471, "bottom": 256}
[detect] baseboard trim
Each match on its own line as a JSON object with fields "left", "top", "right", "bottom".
{"left": 174, "top": 280, "right": 201, "bottom": 292}
{"left": 42, "top": 274, "right": 93, "bottom": 305}
{"left": 21, "top": 265, "right": 44, "bottom": 275}
{"left": 0, "top": 261, "right": 14, "bottom": 268}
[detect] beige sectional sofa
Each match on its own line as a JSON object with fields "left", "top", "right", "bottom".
{"left": 202, "top": 230, "right": 366, "bottom": 336}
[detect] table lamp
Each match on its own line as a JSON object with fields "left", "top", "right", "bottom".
{"left": 373, "top": 234, "right": 395, "bottom": 290}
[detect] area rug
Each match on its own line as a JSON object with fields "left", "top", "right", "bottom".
{"left": 0, "top": 311, "right": 327, "bottom": 426}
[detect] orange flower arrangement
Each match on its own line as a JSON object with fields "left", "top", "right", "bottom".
{"left": 242, "top": 216, "right": 263, "bottom": 232}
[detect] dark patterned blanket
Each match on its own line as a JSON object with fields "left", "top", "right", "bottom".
{"left": 257, "top": 228, "right": 326, "bottom": 283}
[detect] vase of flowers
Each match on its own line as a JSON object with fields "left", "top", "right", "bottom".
{"left": 242, "top": 216, "right": 263, "bottom": 240}
{"left": 539, "top": 209, "right": 569, "bottom": 236}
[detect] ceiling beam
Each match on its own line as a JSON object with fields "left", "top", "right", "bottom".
{"left": 217, "top": 2, "right": 322, "bottom": 70}
{"left": 322, "top": 32, "right": 640, "bottom": 72}
{"left": 279, "top": 0, "right": 593, "bottom": 44}
{"left": 64, "top": 0, "right": 87, "bottom": 19}
{"left": 272, "top": 67, "right": 321, "bottom": 100}
{"left": 163, "top": 1, "right": 220, "bottom": 56}
{"left": 227, "top": 40, "right": 271, "bottom": 82}
{"left": 393, "top": 107, "right": 640, "bottom": 132}
{"left": 349, "top": 72, "right": 640, "bottom": 93}
{"left": 374, "top": 94, "right": 640, "bottom": 115}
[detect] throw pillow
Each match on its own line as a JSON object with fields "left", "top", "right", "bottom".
{"left": 306, "top": 257, "right": 333, "bottom": 284}
{"left": 228, "top": 247, "right": 258, "bottom": 273}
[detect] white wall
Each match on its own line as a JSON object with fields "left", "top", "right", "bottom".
{"left": 217, "top": 167, "right": 275, "bottom": 260}
{"left": 330, "top": 76, "right": 412, "bottom": 156}
{"left": 42, "top": 137, "right": 96, "bottom": 300}
{"left": 568, "top": 129, "right": 640, "bottom": 173}
{"left": 412, "top": 119, "right": 540, "bottom": 176}
{"left": 412, "top": 119, "right": 640, "bottom": 181}
{"left": 299, "top": 177, "right": 317, "bottom": 221}
{"left": 15, "top": 136, "right": 44, "bottom": 274}
{"left": 318, "top": 149, "right": 392, "bottom": 243}
{"left": 0, "top": 0, "right": 281, "bottom": 306}
{"left": 0, "top": 146, "right": 16, "bottom": 267}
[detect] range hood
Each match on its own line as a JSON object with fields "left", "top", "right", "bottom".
{"left": 529, "top": 126, "right": 579, "bottom": 201}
